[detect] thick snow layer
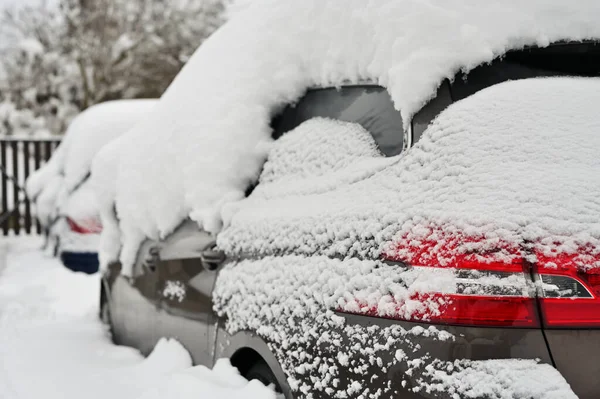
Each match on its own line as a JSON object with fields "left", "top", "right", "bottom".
{"left": 60, "top": 99, "right": 158, "bottom": 193}
{"left": 219, "top": 78, "right": 600, "bottom": 267}
{"left": 26, "top": 144, "right": 65, "bottom": 201}
{"left": 0, "top": 237, "right": 276, "bottom": 399}
{"left": 26, "top": 99, "right": 157, "bottom": 228}
{"left": 54, "top": 181, "right": 101, "bottom": 252}
{"left": 91, "top": 0, "right": 600, "bottom": 268}
{"left": 59, "top": 179, "right": 100, "bottom": 222}
{"left": 32, "top": 173, "right": 64, "bottom": 227}
{"left": 58, "top": 229, "right": 101, "bottom": 253}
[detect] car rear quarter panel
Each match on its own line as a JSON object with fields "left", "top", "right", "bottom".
{"left": 215, "top": 311, "right": 553, "bottom": 399}
{"left": 544, "top": 329, "right": 600, "bottom": 399}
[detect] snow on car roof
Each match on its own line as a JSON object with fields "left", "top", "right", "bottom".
{"left": 90, "top": 0, "right": 600, "bottom": 269}
{"left": 26, "top": 99, "right": 157, "bottom": 225}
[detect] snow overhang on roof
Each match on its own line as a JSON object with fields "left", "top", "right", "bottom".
{"left": 89, "top": 0, "right": 600, "bottom": 269}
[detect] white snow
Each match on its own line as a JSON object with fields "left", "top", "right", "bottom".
{"left": 60, "top": 99, "right": 158, "bottom": 194}
{"left": 163, "top": 280, "right": 187, "bottom": 303}
{"left": 17, "top": 38, "right": 44, "bottom": 57}
{"left": 25, "top": 143, "right": 66, "bottom": 225}
{"left": 90, "top": 0, "right": 600, "bottom": 269}
{"left": 416, "top": 358, "right": 577, "bottom": 399}
{"left": 0, "top": 237, "right": 276, "bottom": 399}
{"left": 59, "top": 178, "right": 101, "bottom": 222}
{"left": 219, "top": 78, "right": 600, "bottom": 267}
{"left": 26, "top": 99, "right": 158, "bottom": 227}
{"left": 213, "top": 77, "right": 597, "bottom": 397}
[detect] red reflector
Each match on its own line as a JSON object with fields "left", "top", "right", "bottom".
{"left": 338, "top": 294, "right": 539, "bottom": 328}
{"left": 427, "top": 294, "right": 538, "bottom": 327}
{"left": 539, "top": 298, "right": 600, "bottom": 328}
{"left": 66, "top": 217, "right": 102, "bottom": 234}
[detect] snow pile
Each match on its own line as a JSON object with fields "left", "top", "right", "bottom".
{"left": 30, "top": 173, "right": 64, "bottom": 227}
{"left": 59, "top": 99, "right": 158, "bottom": 193}
{"left": 91, "top": 0, "right": 600, "bottom": 269}
{"left": 26, "top": 143, "right": 66, "bottom": 204}
{"left": 60, "top": 179, "right": 100, "bottom": 222}
{"left": 220, "top": 77, "right": 600, "bottom": 265}
{"left": 259, "top": 118, "right": 390, "bottom": 188}
{"left": 137, "top": 359, "right": 277, "bottom": 399}
{"left": 26, "top": 99, "right": 157, "bottom": 228}
{"left": 0, "top": 237, "right": 276, "bottom": 399}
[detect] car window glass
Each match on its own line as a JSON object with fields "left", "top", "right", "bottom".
{"left": 272, "top": 86, "right": 404, "bottom": 157}
{"left": 451, "top": 42, "right": 600, "bottom": 102}
{"left": 410, "top": 43, "right": 600, "bottom": 146}
{"left": 411, "top": 81, "right": 453, "bottom": 145}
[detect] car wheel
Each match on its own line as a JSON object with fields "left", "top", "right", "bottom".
{"left": 246, "top": 359, "right": 284, "bottom": 395}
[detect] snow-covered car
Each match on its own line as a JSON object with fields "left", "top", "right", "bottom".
{"left": 100, "top": 38, "right": 600, "bottom": 399}
{"left": 26, "top": 99, "right": 158, "bottom": 273}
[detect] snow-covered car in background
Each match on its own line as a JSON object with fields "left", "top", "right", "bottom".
{"left": 53, "top": 179, "right": 104, "bottom": 274}
{"left": 26, "top": 99, "right": 158, "bottom": 273}
{"left": 93, "top": 1, "right": 600, "bottom": 398}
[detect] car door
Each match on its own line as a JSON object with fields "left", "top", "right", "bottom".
{"left": 111, "top": 240, "right": 162, "bottom": 355}
{"left": 154, "top": 220, "right": 220, "bottom": 366}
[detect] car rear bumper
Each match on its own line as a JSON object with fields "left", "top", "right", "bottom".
{"left": 321, "top": 313, "right": 566, "bottom": 399}
{"left": 60, "top": 251, "right": 99, "bottom": 274}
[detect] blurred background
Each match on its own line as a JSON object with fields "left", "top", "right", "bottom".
{"left": 0, "top": 0, "right": 229, "bottom": 137}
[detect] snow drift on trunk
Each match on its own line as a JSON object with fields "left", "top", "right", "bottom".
{"left": 219, "top": 77, "right": 600, "bottom": 265}
{"left": 90, "top": 0, "right": 600, "bottom": 269}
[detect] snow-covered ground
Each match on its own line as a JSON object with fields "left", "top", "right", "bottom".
{"left": 0, "top": 237, "right": 276, "bottom": 399}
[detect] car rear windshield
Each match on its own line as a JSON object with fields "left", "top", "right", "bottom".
{"left": 272, "top": 86, "right": 404, "bottom": 157}
{"left": 412, "top": 42, "right": 600, "bottom": 144}
{"left": 451, "top": 42, "right": 600, "bottom": 101}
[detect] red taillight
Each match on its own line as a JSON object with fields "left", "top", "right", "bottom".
{"left": 335, "top": 235, "right": 539, "bottom": 328}
{"left": 66, "top": 217, "right": 102, "bottom": 234}
{"left": 337, "top": 230, "right": 600, "bottom": 329}
{"left": 535, "top": 248, "right": 600, "bottom": 328}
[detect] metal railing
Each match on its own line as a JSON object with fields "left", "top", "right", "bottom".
{"left": 0, "top": 137, "right": 61, "bottom": 235}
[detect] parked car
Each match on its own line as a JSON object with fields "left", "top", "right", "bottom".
{"left": 26, "top": 100, "right": 158, "bottom": 273}
{"left": 100, "top": 41, "right": 600, "bottom": 399}
{"left": 52, "top": 180, "right": 104, "bottom": 274}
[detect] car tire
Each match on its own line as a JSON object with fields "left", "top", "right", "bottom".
{"left": 246, "top": 359, "right": 283, "bottom": 394}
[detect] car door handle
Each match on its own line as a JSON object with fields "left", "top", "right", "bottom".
{"left": 200, "top": 242, "right": 226, "bottom": 271}
{"left": 144, "top": 246, "right": 160, "bottom": 273}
